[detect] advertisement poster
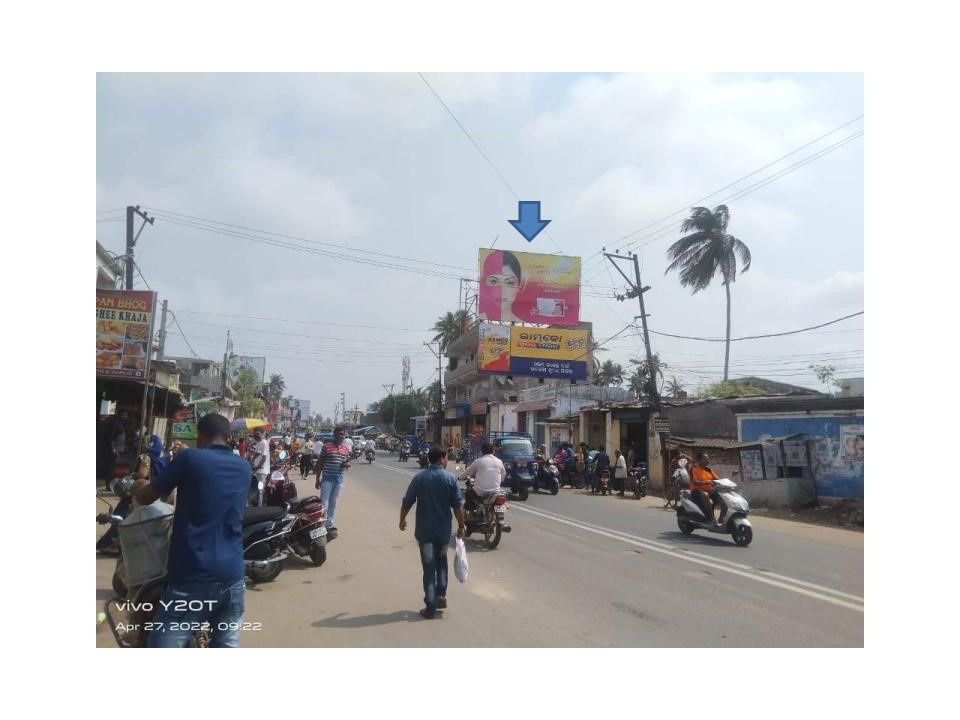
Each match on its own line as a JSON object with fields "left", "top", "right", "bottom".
{"left": 477, "top": 324, "right": 588, "bottom": 380}
{"left": 478, "top": 249, "right": 580, "bottom": 324}
{"left": 96, "top": 290, "right": 156, "bottom": 379}
{"left": 840, "top": 425, "right": 864, "bottom": 462}
{"left": 740, "top": 448, "right": 765, "bottom": 481}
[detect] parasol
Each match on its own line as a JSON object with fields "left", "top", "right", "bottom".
{"left": 230, "top": 418, "right": 271, "bottom": 432}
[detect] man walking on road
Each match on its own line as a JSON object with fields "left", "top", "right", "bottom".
{"left": 316, "top": 426, "right": 351, "bottom": 539}
{"left": 134, "top": 413, "right": 249, "bottom": 648}
{"left": 400, "top": 447, "right": 465, "bottom": 619}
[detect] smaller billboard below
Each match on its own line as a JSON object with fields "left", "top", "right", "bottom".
{"left": 477, "top": 324, "right": 588, "bottom": 380}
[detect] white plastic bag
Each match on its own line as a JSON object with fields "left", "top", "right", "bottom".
{"left": 453, "top": 536, "right": 468, "bottom": 583}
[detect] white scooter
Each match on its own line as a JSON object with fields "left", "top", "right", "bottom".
{"left": 676, "top": 477, "right": 753, "bottom": 546}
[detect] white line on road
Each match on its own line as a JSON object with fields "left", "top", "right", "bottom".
{"left": 365, "top": 461, "right": 864, "bottom": 613}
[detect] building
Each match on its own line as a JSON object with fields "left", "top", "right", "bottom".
{"left": 165, "top": 355, "right": 234, "bottom": 400}
{"left": 442, "top": 320, "right": 597, "bottom": 449}
{"left": 96, "top": 241, "right": 123, "bottom": 290}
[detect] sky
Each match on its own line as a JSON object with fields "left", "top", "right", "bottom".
{"left": 97, "top": 72, "right": 864, "bottom": 418}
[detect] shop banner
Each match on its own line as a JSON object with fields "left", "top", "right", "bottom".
{"left": 171, "top": 422, "right": 198, "bottom": 440}
{"left": 96, "top": 290, "right": 157, "bottom": 379}
{"left": 477, "top": 324, "right": 588, "bottom": 380}
{"left": 478, "top": 249, "right": 580, "bottom": 324}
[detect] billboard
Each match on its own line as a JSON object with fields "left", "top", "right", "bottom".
{"left": 96, "top": 290, "right": 157, "bottom": 379}
{"left": 478, "top": 249, "right": 580, "bottom": 324}
{"left": 477, "top": 324, "right": 589, "bottom": 380}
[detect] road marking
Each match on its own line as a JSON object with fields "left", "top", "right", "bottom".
{"left": 361, "top": 463, "right": 864, "bottom": 612}
{"left": 514, "top": 504, "right": 864, "bottom": 612}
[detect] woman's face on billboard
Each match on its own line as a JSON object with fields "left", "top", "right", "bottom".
{"left": 485, "top": 264, "right": 521, "bottom": 315}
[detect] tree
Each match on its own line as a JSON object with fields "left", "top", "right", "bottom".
{"left": 267, "top": 373, "right": 286, "bottom": 401}
{"left": 593, "top": 360, "right": 624, "bottom": 387}
{"left": 431, "top": 310, "right": 470, "bottom": 353}
{"left": 696, "top": 380, "right": 766, "bottom": 398}
{"left": 809, "top": 364, "right": 841, "bottom": 394}
{"left": 665, "top": 376, "right": 686, "bottom": 399}
{"left": 665, "top": 204, "right": 752, "bottom": 381}
{"left": 234, "top": 368, "right": 267, "bottom": 418}
{"left": 628, "top": 353, "right": 666, "bottom": 401}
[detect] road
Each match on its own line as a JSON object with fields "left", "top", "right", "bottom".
{"left": 95, "top": 454, "right": 863, "bottom": 647}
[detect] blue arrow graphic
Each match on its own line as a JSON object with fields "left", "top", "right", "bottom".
{"left": 509, "top": 201, "right": 551, "bottom": 243}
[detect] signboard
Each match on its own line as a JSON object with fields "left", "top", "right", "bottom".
{"left": 653, "top": 417, "right": 671, "bottom": 433}
{"left": 478, "top": 249, "right": 581, "bottom": 324}
{"left": 840, "top": 424, "right": 864, "bottom": 462}
{"left": 96, "top": 290, "right": 157, "bottom": 379}
{"left": 477, "top": 324, "right": 588, "bottom": 380}
{"left": 171, "top": 422, "right": 197, "bottom": 440}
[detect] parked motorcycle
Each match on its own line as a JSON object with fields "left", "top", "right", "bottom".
{"left": 592, "top": 469, "right": 611, "bottom": 495}
{"left": 462, "top": 478, "right": 511, "bottom": 549}
{"left": 629, "top": 462, "right": 648, "bottom": 499}
{"left": 533, "top": 455, "right": 560, "bottom": 495}
{"left": 676, "top": 477, "right": 753, "bottom": 546}
{"left": 243, "top": 503, "right": 296, "bottom": 583}
{"left": 96, "top": 476, "right": 134, "bottom": 557}
{"left": 365, "top": 448, "right": 375, "bottom": 464}
{"left": 277, "top": 494, "right": 329, "bottom": 566}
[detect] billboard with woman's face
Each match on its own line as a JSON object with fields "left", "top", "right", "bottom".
{"left": 478, "top": 249, "right": 580, "bottom": 324}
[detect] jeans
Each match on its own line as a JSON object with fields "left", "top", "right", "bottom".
{"left": 320, "top": 477, "right": 343, "bottom": 528}
{"left": 418, "top": 541, "right": 449, "bottom": 613}
{"left": 147, "top": 578, "right": 245, "bottom": 648}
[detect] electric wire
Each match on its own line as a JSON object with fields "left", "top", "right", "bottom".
{"left": 168, "top": 311, "right": 200, "bottom": 358}
{"left": 647, "top": 311, "right": 863, "bottom": 342}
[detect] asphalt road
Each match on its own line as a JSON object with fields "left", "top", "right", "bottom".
{"left": 95, "top": 454, "right": 863, "bottom": 647}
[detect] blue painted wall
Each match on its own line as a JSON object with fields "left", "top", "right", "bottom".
{"left": 740, "top": 415, "right": 864, "bottom": 499}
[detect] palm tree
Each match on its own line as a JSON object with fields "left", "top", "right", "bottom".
{"left": 431, "top": 310, "right": 470, "bottom": 353}
{"left": 629, "top": 354, "right": 666, "bottom": 401}
{"left": 267, "top": 373, "right": 285, "bottom": 401}
{"left": 665, "top": 204, "right": 751, "bottom": 381}
{"left": 665, "top": 376, "right": 686, "bottom": 399}
{"left": 593, "top": 360, "right": 624, "bottom": 387}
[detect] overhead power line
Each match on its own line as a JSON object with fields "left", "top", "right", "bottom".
{"left": 168, "top": 311, "right": 200, "bottom": 358}
{"left": 648, "top": 311, "right": 864, "bottom": 342}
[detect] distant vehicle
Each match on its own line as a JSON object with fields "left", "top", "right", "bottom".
{"left": 489, "top": 434, "right": 536, "bottom": 501}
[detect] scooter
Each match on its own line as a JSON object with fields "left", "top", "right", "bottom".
{"left": 533, "top": 455, "right": 560, "bottom": 495}
{"left": 398, "top": 446, "right": 410, "bottom": 462}
{"left": 462, "top": 478, "right": 511, "bottom": 549}
{"left": 365, "top": 448, "right": 375, "bottom": 464}
{"left": 96, "top": 476, "right": 135, "bottom": 556}
{"left": 676, "top": 478, "right": 753, "bottom": 546}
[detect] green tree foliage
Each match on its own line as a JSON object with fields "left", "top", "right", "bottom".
{"left": 665, "top": 204, "right": 752, "bottom": 381}
{"left": 234, "top": 367, "right": 267, "bottom": 418}
{"left": 665, "top": 376, "right": 687, "bottom": 399}
{"left": 376, "top": 391, "right": 432, "bottom": 434}
{"left": 696, "top": 380, "right": 766, "bottom": 398}
{"left": 267, "top": 373, "right": 285, "bottom": 401}
{"left": 809, "top": 364, "right": 840, "bottom": 393}
{"left": 593, "top": 359, "right": 624, "bottom": 387}
{"left": 431, "top": 310, "right": 470, "bottom": 352}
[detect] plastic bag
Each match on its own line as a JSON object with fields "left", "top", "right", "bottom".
{"left": 454, "top": 536, "right": 468, "bottom": 583}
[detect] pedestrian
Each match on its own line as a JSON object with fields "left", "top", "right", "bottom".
{"left": 315, "top": 425, "right": 351, "bottom": 540}
{"left": 133, "top": 413, "right": 249, "bottom": 648}
{"left": 399, "top": 447, "right": 465, "bottom": 619}
{"left": 252, "top": 428, "right": 270, "bottom": 504}
{"left": 300, "top": 433, "right": 315, "bottom": 478}
{"left": 614, "top": 449, "right": 628, "bottom": 496}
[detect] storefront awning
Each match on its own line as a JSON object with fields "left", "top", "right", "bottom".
{"left": 515, "top": 400, "right": 551, "bottom": 413}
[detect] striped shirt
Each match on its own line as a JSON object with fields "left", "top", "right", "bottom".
{"left": 317, "top": 441, "right": 350, "bottom": 482}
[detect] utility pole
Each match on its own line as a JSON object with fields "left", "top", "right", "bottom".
{"left": 221, "top": 330, "right": 232, "bottom": 401}
{"left": 340, "top": 393, "right": 346, "bottom": 427}
{"left": 423, "top": 340, "right": 443, "bottom": 443}
{"left": 125, "top": 205, "right": 155, "bottom": 290}
{"left": 382, "top": 384, "right": 395, "bottom": 433}
{"left": 158, "top": 299, "right": 168, "bottom": 359}
{"left": 604, "top": 249, "right": 667, "bottom": 491}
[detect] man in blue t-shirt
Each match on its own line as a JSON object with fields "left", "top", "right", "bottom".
{"left": 399, "top": 447, "right": 465, "bottom": 619}
{"left": 134, "top": 413, "right": 250, "bottom": 648}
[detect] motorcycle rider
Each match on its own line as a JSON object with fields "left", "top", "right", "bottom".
{"left": 400, "top": 438, "right": 412, "bottom": 460}
{"left": 689, "top": 452, "right": 720, "bottom": 525}
{"left": 364, "top": 437, "right": 376, "bottom": 457}
{"left": 459, "top": 442, "right": 506, "bottom": 509}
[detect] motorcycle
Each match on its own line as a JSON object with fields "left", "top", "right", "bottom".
{"left": 243, "top": 502, "right": 296, "bottom": 583}
{"left": 350, "top": 446, "right": 362, "bottom": 461}
{"left": 96, "top": 475, "right": 135, "bottom": 557}
{"left": 629, "top": 462, "right": 648, "bottom": 499}
{"left": 365, "top": 448, "right": 375, "bottom": 464}
{"left": 533, "top": 455, "right": 560, "bottom": 495}
{"left": 275, "top": 494, "right": 329, "bottom": 566}
{"left": 676, "top": 477, "right": 753, "bottom": 546}
{"left": 418, "top": 450, "right": 429, "bottom": 468}
{"left": 104, "top": 574, "right": 209, "bottom": 648}
{"left": 461, "top": 478, "right": 511, "bottom": 549}
{"left": 592, "top": 469, "right": 611, "bottom": 495}
{"left": 398, "top": 446, "right": 410, "bottom": 462}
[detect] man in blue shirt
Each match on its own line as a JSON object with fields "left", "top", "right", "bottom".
{"left": 134, "top": 413, "right": 250, "bottom": 648}
{"left": 399, "top": 447, "right": 465, "bottom": 619}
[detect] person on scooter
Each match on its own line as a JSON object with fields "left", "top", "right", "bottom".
{"left": 459, "top": 442, "right": 506, "bottom": 509}
{"left": 690, "top": 452, "right": 720, "bottom": 525}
